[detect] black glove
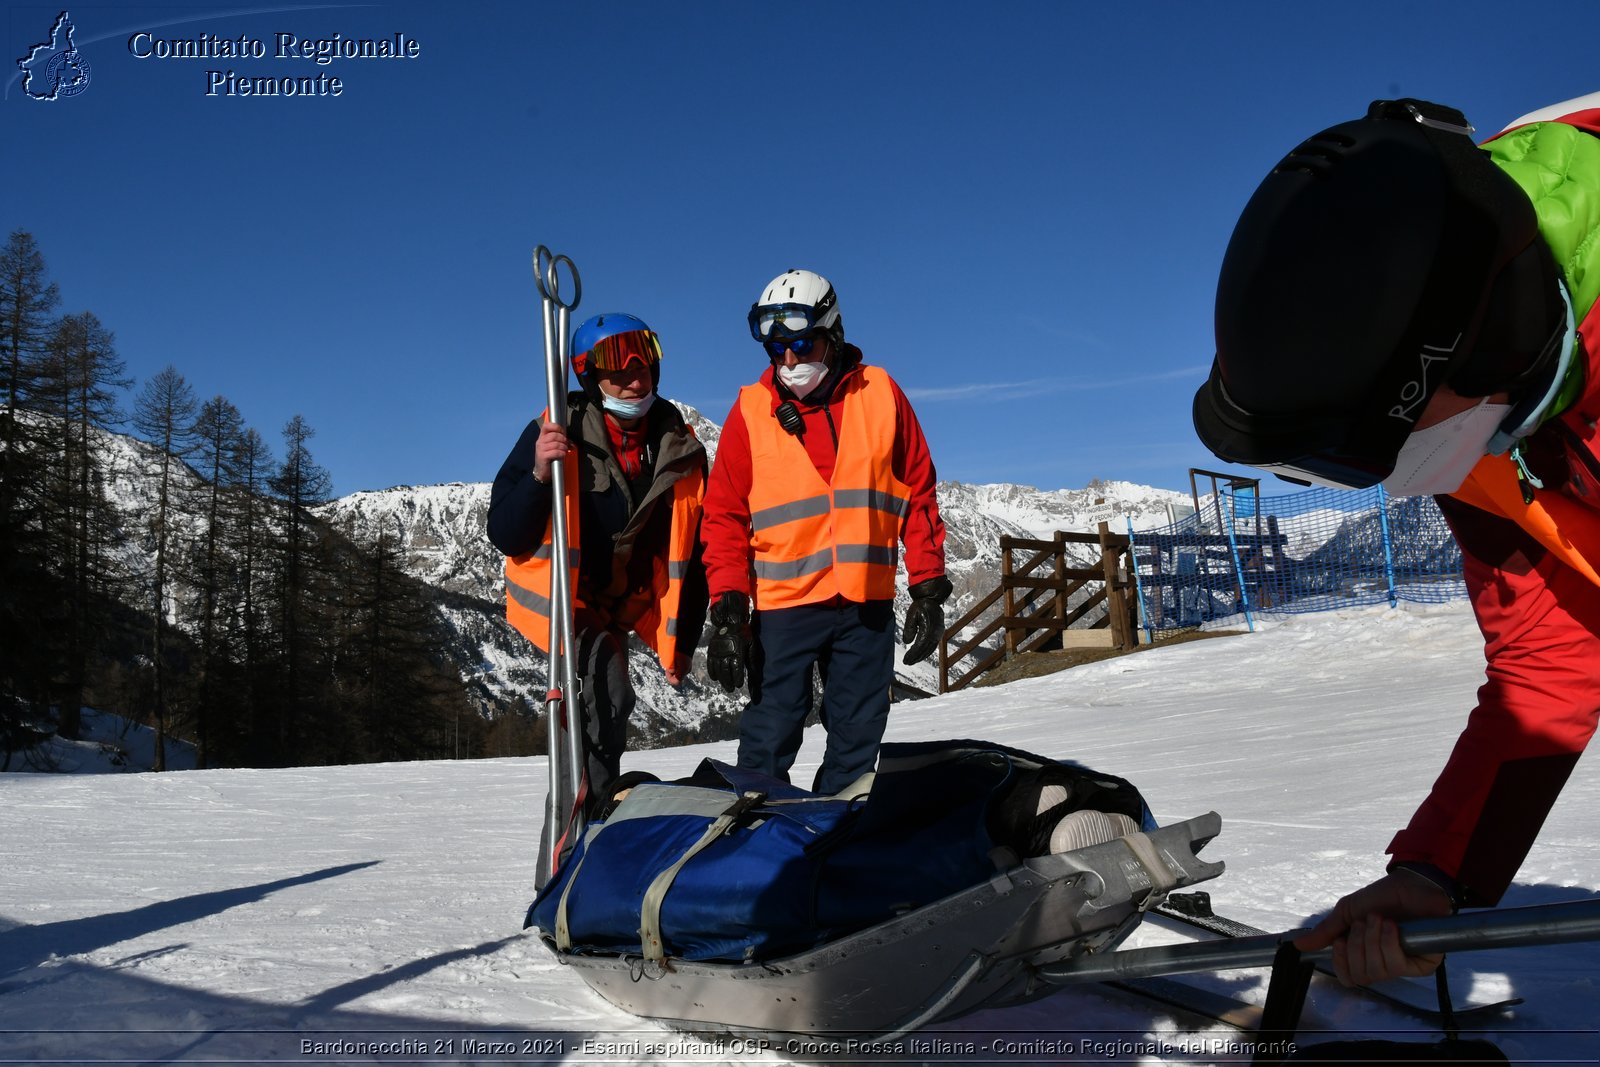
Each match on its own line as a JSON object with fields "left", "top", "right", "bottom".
{"left": 901, "top": 575, "right": 953, "bottom": 665}
{"left": 707, "top": 591, "right": 751, "bottom": 693}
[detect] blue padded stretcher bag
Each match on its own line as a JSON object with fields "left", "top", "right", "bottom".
{"left": 527, "top": 738, "right": 1151, "bottom": 962}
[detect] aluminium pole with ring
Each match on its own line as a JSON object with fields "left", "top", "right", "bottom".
{"left": 533, "top": 244, "right": 583, "bottom": 883}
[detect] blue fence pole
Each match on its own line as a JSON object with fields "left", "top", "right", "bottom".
{"left": 1127, "top": 517, "right": 1154, "bottom": 646}
{"left": 1221, "top": 486, "right": 1256, "bottom": 633}
{"left": 1377, "top": 483, "right": 1398, "bottom": 608}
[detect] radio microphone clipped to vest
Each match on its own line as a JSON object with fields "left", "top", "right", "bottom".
{"left": 774, "top": 401, "right": 805, "bottom": 437}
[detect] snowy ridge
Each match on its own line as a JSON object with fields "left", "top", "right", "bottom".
{"left": 82, "top": 409, "right": 1193, "bottom": 737}
{"left": 321, "top": 417, "right": 1191, "bottom": 724}
{"left": 672, "top": 400, "right": 721, "bottom": 463}
{"left": 93, "top": 422, "right": 212, "bottom": 595}
{"left": 325, "top": 481, "right": 498, "bottom": 599}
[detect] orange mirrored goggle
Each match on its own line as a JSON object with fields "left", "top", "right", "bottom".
{"left": 574, "top": 328, "right": 662, "bottom": 376}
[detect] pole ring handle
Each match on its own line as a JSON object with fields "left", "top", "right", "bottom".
{"left": 533, "top": 245, "right": 582, "bottom": 310}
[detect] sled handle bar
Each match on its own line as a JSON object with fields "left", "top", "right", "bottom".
{"left": 1038, "top": 897, "right": 1600, "bottom": 986}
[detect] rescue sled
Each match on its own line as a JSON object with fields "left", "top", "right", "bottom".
{"left": 525, "top": 734, "right": 1227, "bottom": 1039}
{"left": 537, "top": 810, "right": 1224, "bottom": 1038}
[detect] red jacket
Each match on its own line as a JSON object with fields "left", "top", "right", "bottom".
{"left": 1385, "top": 104, "right": 1600, "bottom": 905}
{"left": 702, "top": 346, "right": 945, "bottom": 603}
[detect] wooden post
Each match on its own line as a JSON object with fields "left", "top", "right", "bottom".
{"left": 1052, "top": 530, "right": 1066, "bottom": 646}
{"left": 1097, "top": 501, "right": 1131, "bottom": 650}
{"left": 1001, "top": 536, "right": 1017, "bottom": 659}
{"left": 938, "top": 627, "right": 948, "bottom": 694}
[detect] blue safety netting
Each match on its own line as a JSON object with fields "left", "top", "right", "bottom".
{"left": 1127, "top": 484, "right": 1466, "bottom": 638}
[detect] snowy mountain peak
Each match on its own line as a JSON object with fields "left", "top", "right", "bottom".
{"left": 88, "top": 411, "right": 1206, "bottom": 743}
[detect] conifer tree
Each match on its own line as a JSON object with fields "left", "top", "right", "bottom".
{"left": 0, "top": 231, "right": 61, "bottom": 755}
{"left": 266, "top": 414, "right": 332, "bottom": 764}
{"left": 337, "top": 526, "right": 465, "bottom": 761}
{"left": 187, "top": 395, "right": 247, "bottom": 767}
{"left": 0, "top": 230, "right": 58, "bottom": 480}
{"left": 224, "top": 425, "right": 275, "bottom": 765}
{"left": 41, "top": 312, "right": 129, "bottom": 739}
{"left": 131, "top": 366, "right": 198, "bottom": 769}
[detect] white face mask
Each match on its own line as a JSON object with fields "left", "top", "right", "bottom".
{"left": 777, "top": 361, "right": 828, "bottom": 399}
{"left": 601, "top": 390, "right": 655, "bottom": 420}
{"left": 1382, "top": 398, "right": 1511, "bottom": 497}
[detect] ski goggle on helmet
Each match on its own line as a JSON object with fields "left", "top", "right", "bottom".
{"left": 571, "top": 313, "right": 663, "bottom": 379}
{"left": 748, "top": 269, "right": 841, "bottom": 357}
{"left": 1193, "top": 98, "right": 1568, "bottom": 490}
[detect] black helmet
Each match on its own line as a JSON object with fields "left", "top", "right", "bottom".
{"left": 1194, "top": 98, "right": 1566, "bottom": 488}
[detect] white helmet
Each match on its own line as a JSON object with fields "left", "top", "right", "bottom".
{"left": 747, "top": 269, "right": 843, "bottom": 346}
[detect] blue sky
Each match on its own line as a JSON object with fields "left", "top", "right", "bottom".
{"left": 6, "top": 1, "right": 1596, "bottom": 497}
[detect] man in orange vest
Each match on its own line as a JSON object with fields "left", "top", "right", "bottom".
{"left": 701, "top": 270, "right": 951, "bottom": 795}
{"left": 1193, "top": 96, "right": 1600, "bottom": 985}
{"left": 489, "top": 313, "right": 708, "bottom": 842}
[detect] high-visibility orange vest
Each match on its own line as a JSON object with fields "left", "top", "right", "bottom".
{"left": 737, "top": 365, "right": 911, "bottom": 610}
{"left": 1447, "top": 112, "right": 1600, "bottom": 588}
{"left": 1449, "top": 451, "right": 1600, "bottom": 588}
{"left": 503, "top": 426, "right": 705, "bottom": 672}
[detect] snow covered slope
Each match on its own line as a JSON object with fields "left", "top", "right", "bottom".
{"left": 3, "top": 602, "right": 1595, "bottom": 1063}
{"left": 5, "top": 708, "right": 197, "bottom": 774}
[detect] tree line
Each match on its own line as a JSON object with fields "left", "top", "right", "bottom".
{"left": 0, "top": 230, "right": 495, "bottom": 771}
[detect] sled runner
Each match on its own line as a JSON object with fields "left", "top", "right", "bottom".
{"left": 526, "top": 739, "right": 1227, "bottom": 1037}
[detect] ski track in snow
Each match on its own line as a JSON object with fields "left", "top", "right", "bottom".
{"left": 2, "top": 602, "right": 1597, "bottom": 1064}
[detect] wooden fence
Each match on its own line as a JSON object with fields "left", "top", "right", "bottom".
{"left": 938, "top": 528, "right": 1138, "bottom": 693}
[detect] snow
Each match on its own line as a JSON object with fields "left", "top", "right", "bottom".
{"left": 3, "top": 601, "right": 1596, "bottom": 1064}
{"left": 6, "top": 707, "right": 197, "bottom": 774}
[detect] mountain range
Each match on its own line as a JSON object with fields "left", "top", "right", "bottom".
{"left": 317, "top": 403, "right": 1193, "bottom": 745}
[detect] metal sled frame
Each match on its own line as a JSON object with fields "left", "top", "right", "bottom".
{"left": 540, "top": 811, "right": 1225, "bottom": 1039}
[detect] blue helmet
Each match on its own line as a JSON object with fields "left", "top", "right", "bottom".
{"left": 570, "top": 312, "right": 663, "bottom": 389}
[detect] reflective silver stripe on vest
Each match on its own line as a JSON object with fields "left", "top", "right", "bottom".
{"left": 833, "top": 488, "right": 910, "bottom": 517}
{"left": 505, "top": 575, "right": 552, "bottom": 616}
{"left": 752, "top": 547, "right": 835, "bottom": 581}
{"left": 665, "top": 616, "right": 679, "bottom": 637}
{"left": 836, "top": 543, "right": 898, "bottom": 567}
{"left": 667, "top": 559, "right": 691, "bottom": 580}
{"left": 750, "top": 494, "right": 831, "bottom": 532}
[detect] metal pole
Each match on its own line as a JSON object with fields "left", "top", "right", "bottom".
{"left": 1376, "top": 483, "right": 1399, "bottom": 608}
{"left": 1220, "top": 485, "right": 1255, "bottom": 633}
{"left": 1038, "top": 897, "right": 1600, "bottom": 986}
{"left": 534, "top": 249, "right": 563, "bottom": 882}
{"left": 533, "top": 246, "right": 582, "bottom": 883}
{"left": 552, "top": 295, "right": 583, "bottom": 848}
{"left": 1127, "top": 517, "right": 1154, "bottom": 646}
